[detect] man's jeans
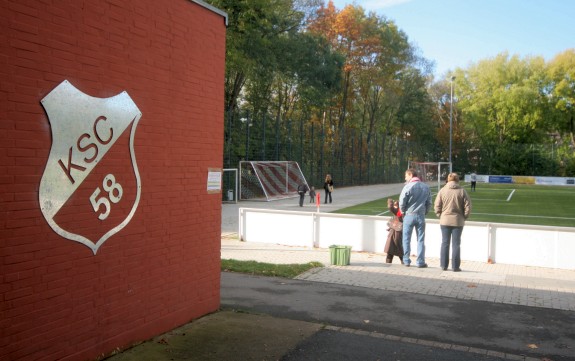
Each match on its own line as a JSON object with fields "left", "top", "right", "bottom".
{"left": 440, "top": 225, "right": 463, "bottom": 269}
{"left": 402, "top": 213, "right": 426, "bottom": 266}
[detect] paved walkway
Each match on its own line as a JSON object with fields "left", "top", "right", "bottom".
{"left": 221, "top": 235, "right": 575, "bottom": 312}
{"left": 221, "top": 183, "right": 575, "bottom": 313}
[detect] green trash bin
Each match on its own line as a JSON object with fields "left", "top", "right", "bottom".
{"left": 329, "top": 245, "right": 351, "bottom": 266}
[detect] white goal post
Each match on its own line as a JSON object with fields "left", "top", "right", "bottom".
{"left": 408, "top": 161, "right": 452, "bottom": 192}
{"left": 239, "top": 161, "right": 309, "bottom": 201}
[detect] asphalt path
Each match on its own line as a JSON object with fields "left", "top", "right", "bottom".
{"left": 221, "top": 272, "right": 575, "bottom": 361}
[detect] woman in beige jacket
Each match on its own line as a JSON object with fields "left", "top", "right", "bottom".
{"left": 434, "top": 173, "right": 471, "bottom": 272}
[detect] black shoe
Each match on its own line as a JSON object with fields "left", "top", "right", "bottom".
{"left": 417, "top": 263, "right": 428, "bottom": 268}
{"left": 453, "top": 268, "right": 462, "bottom": 272}
{"left": 403, "top": 263, "right": 410, "bottom": 267}
{"left": 441, "top": 267, "right": 447, "bottom": 271}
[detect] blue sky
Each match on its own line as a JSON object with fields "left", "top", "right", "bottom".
{"left": 330, "top": 0, "right": 574, "bottom": 78}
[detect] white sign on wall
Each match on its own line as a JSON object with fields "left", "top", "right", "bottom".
{"left": 39, "top": 80, "right": 142, "bottom": 254}
{"left": 207, "top": 168, "right": 222, "bottom": 193}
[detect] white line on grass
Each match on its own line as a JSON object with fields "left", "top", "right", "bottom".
{"left": 470, "top": 198, "right": 510, "bottom": 201}
{"left": 506, "top": 189, "right": 516, "bottom": 202}
{"left": 466, "top": 187, "right": 516, "bottom": 191}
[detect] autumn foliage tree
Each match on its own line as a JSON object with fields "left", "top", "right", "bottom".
{"left": 307, "top": 1, "right": 432, "bottom": 183}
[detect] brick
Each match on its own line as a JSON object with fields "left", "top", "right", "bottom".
{"left": 6, "top": 217, "right": 41, "bottom": 230}
{"left": 7, "top": 1, "right": 39, "bottom": 18}
{"left": 8, "top": 38, "right": 40, "bottom": 53}
{"left": 0, "top": 175, "right": 14, "bottom": 184}
{"left": 4, "top": 286, "right": 34, "bottom": 301}
{"left": 9, "top": 19, "right": 39, "bottom": 35}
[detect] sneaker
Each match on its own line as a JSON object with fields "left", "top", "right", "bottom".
{"left": 453, "top": 268, "right": 462, "bottom": 272}
{"left": 441, "top": 267, "right": 447, "bottom": 271}
{"left": 403, "top": 263, "right": 410, "bottom": 267}
{"left": 417, "top": 263, "right": 428, "bottom": 268}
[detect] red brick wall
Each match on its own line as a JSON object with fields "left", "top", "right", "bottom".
{"left": 0, "top": 1, "right": 226, "bottom": 360}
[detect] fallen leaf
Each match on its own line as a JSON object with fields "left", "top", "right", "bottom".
{"left": 527, "top": 344, "right": 538, "bottom": 349}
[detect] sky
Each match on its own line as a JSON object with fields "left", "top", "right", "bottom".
{"left": 330, "top": 0, "right": 574, "bottom": 78}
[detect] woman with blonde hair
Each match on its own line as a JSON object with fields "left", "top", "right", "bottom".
{"left": 434, "top": 172, "right": 471, "bottom": 272}
{"left": 323, "top": 174, "right": 333, "bottom": 204}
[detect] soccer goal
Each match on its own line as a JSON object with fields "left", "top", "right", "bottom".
{"left": 408, "top": 161, "right": 451, "bottom": 192}
{"left": 239, "top": 161, "right": 308, "bottom": 201}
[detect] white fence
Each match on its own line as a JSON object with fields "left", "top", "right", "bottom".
{"left": 239, "top": 208, "right": 575, "bottom": 270}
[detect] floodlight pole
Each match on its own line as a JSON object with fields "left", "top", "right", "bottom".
{"left": 449, "top": 76, "right": 455, "bottom": 173}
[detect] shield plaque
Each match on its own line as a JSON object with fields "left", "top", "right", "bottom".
{"left": 40, "top": 80, "right": 142, "bottom": 254}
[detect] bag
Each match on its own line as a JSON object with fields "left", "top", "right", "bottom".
{"left": 328, "top": 185, "right": 334, "bottom": 192}
{"left": 387, "top": 216, "right": 403, "bottom": 232}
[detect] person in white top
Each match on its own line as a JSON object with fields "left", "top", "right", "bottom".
{"left": 470, "top": 172, "right": 477, "bottom": 192}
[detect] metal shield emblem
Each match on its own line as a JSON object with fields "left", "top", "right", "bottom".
{"left": 40, "top": 80, "right": 142, "bottom": 254}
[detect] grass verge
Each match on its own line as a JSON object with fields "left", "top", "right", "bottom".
{"left": 221, "top": 259, "right": 324, "bottom": 278}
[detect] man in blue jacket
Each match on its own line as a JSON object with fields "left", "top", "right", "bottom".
{"left": 399, "top": 168, "right": 432, "bottom": 268}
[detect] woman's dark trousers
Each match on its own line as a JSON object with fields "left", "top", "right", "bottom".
{"left": 440, "top": 225, "right": 463, "bottom": 270}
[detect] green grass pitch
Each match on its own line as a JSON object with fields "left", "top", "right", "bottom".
{"left": 334, "top": 183, "right": 575, "bottom": 228}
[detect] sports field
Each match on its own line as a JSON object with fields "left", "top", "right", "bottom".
{"left": 334, "top": 183, "right": 575, "bottom": 228}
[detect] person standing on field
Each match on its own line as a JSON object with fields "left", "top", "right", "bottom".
{"left": 399, "top": 169, "right": 432, "bottom": 268}
{"left": 323, "top": 174, "right": 333, "bottom": 204}
{"left": 309, "top": 186, "right": 316, "bottom": 203}
{"left": 434, "top": 172, "right": 472, "bottom": 272}
{"left": 470, "top": 172, "right": 477, "bottom": 192}
{"left": 297, "top": 183, "right": 309, "bottom": 207}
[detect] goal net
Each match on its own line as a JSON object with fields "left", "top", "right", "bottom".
{"left": 239, "top": 161, "right": 308, "bottom": 201}
{"left": 408, "top": 161, "right": 451, "bottom": 192}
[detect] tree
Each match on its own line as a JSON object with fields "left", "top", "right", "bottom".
{"left": 206, "top": 0, "right": 318, "bottom": 165}
{"left": 547, "top": 49, "right": 575, "bottom": 175}
{"left": 307, "top": 2, "right": 428, "bottom": 183}
{"left": 454, "top": 53, "right": 553, "bottom": 174}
